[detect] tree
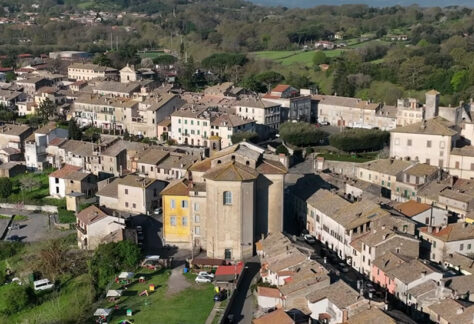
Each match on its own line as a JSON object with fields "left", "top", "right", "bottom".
{"left": 89, "top": 241, "right": 141, "bottom": 291}
{"left": 92, "top": 53, "right": 112, "bottom": 67}
{"left": 231, "top": 131, "right": 259, "bottom": 144}
{"left": 451, "top": 70, "right": 469, "bottom": 92}
{"left": 312, "top": 51, "right": 328, "bottom": 66}
{"left": 0, "top": 178, "right": 12, "bottom": 198}
{"left": 37, "top": 98, "right": 56, "bottom": 121}
{"left": 83, "top": 127, "right": 101, "bottom": 142}
{"left": 286, "top": 72, "right": 312, "bottom": 89}
{"left": 255, "top": 71, "right": 284, "bottom": 93}
{"left": 153, "top": 54, "right": 178, "bottom": 65}
{"left": 279, "top": 122, "right": 328, "bottom": 147}
{"left": 141, "top": 57, "right": 154, "bottom": 69}
{"left": 19, "top": 177, "right": 40, "bottom": 192}
{"left": 68, "top": 119, "right": 82, "bottom": 140}
{"left": 241, "top": 75, "right": 266, "bottom": 93}
{"left": 329, "top": 129, "right": 389, "bottom": 152}
{"left": 398, "top": 56, "right": 431, "bottom": 90}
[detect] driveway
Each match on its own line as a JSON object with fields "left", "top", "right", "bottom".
{"left": 224, "top": 260, "right": 260, "bottom": 324}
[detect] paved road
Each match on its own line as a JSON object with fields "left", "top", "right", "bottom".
{"left": 224, "top": 261, "right": 260, "bottom": 324}
{"left": 2, "top": 209, "right": 72, "bottom": 242}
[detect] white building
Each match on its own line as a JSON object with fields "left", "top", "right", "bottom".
{"left": 67, "top": 62, "right": 118, "bottom": 81}
{"left": 76, "top": 205, "right": 125, "bottom": 250}
{"left": 389, "top": 117, "right": 459, "bottom": 169}
{"left": 170, "top": 104, "right": 255, "bottom": 149}
{"left": 419, "top": 222, "right": 474, "bottom": 262}
{"left": 233, "top": 97, "right": 281, "bottom": 137}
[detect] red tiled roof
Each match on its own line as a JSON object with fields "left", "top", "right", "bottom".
{"left": 272, "top": 84, "right": 290, "bottom": 93}
{"left": 253, "top": 309, "right": 294, "bottom": 324}
{"left": 49, "top": 164, "right": 81, "bottom": 179}
{"left": 0, "top": 67, "right": 13, "bottom": 72}
{"left": 18, "top": 53, "right": 32, "bottom": 58}
{"left": 257, "top": 287, "right": 281, "bottom": 298}
{"left": 396, "top": 200, "right": 431, "bottom": 217}
{"left": 215, "top": 262, "right": 244, "bottom": 277}
{"left": 48, "top": 137, "right": 66, "bottom": 146}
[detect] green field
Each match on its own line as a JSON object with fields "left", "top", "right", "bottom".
{"left": 253, "top": 49, "right": 343, "bottom": 66}
{"left": 99, "top": 270, "right": 215, "bottom": 324}
{"left": 5, "top": 274, "right": 95, "bottom": 324}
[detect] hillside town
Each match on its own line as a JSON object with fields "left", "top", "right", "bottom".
{"left": 0, "top": 48, "right": 472, "bottom": 324}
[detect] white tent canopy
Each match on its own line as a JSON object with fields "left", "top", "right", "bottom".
{"left": 118, "top": 272, "right": 134, "bottom": 279}
{"left": 94, "top": 308, "right": 112, "bottom": 317}
{"left": 106, "top": 289, "right": 123, "bottom": 297}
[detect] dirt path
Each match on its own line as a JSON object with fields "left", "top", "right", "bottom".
{"left": 166, "top": 264, "right": 191, "bottom": 295}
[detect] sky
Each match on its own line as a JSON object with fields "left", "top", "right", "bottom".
{"left": 249, "top": 0, "right": 474, "bottom": 8}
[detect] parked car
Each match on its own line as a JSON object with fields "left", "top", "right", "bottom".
{"left": 153, "top": 207, "right": 162, "bottom": 215}
{"left": 33, "top": 279, "right": 54, "bottom": 291}
{"left": 319, "top": 121, "right": 329, "bottom": 126}
{"left": 198, "top": 271, "right": 214, "bottom": 279}
{"left": 195, "top": 275, "right": 213, "bottom": 283}
{"left": 338, "top": 262, "right": 349, "bottom": 273}
{"left": 6, "top": 235, "right": 20, "bottom": 242}
{"left": 214, "top": 289, "right": 227, "bottom": 302}
{"left": 303, "top": 234, "right": 316, "bottom": 245}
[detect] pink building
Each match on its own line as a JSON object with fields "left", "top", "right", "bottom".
{"left": 371, "top": 252, "right": 411, "bottom": 294}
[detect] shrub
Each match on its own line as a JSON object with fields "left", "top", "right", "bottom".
{"left": 0, "top": 284, "right": 32, "bottom": 315}
{"left": 279, "top": 122, "right": 328, "bottom": 147}
{"left": 231, "top": 131, "right": 259, "bottom": 144}
{"left": 0, "top": 178, "right": 12, "bottom": 198}
{"left": 275, "top": 145, "right": 289, "bottom": 155}
{"left": 329, "top": 128, "right": 389, "bottom": 152}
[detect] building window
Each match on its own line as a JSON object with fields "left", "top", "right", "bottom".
{"left": 223, "top": 191, "right": 232, "bottom": 205}
{"left": 426, "top": 159, "right": 430, "bottom": 165}
{"left": 194, "top": 215, "right": 200, "bottom": 223}
{"left": 170, "top": 199, "right": 176, "bottom": 209}
{"left": 194, "top": 203, "right": 199, "bottom": 211}
{"left": 181, "top": 200, "right": 188, "bottom": 208}
{"left": 125, "top": 189, "right": 128, "bottom": 195}
{"left": 182, "top": 216, "right": 188, "bottom": 226}
{"left": 440, "top": 142, "right": 445, "bottom": 149}
{"left": 407, "top": 139, "right": 412, "bottom": 146}
{"left": 132, "top": 203, "right": 136, "bottom": 208}
{"left": 427, "top": 140, "right": 431, "bottom": 148}
{"left": 170, "top": 216, "right": 176, "bottom": 226}
{"left": 433, "top": 241, "right": 436, "bottom": 248}
{"left": 460, "top": 243, "right": 464, "bottom": 251}
{"left": 195, "top": 226, "right": 200, "bottom": 235}
{"left": 55, "top": 178, "right": 59, "bottom": 184}
{"left": 224, "top": 249, "right": 232, "bottom": 260}
{"left": 125, "top": 202, "right": 129, "bottom": 207}
{"left": 468, "top": 244, "right": 471, "bottom": 250}
{"left": 471, "top": 163, "right": 474, "bottom": 171}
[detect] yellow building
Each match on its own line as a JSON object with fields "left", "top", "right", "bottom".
{"left": 161, "top": 178, "right": 191, "bottom": 248}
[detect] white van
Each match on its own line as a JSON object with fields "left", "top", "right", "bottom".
{"left": 33, "top": 279, "right": 54, "bottom": 291}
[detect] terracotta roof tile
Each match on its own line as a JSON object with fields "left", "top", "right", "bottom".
{"left": 395, "top": 200, "right": 431, "bottom": 217}
{"left": 49, "top": 164, "right": 81, "bottom": 179}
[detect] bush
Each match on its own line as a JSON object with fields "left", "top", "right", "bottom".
{"left": 231, "top": 131, "right": 259, "bottom": 144}
{"left": 275, "top": 145, "right": 289, "bottom": 155}
{"left": 58, "top": 208, "right": 75, "bottom": 224}
{"left": 329, "top": 128, "right": 389, "bottom": 152}
{"left": 279, "top": 122, "right": 328, "bottom": 147}
{"left": 0, "top": 284, "right": 32, "bottom": 315}
{"left": 0, "top": 178, "right": 12, "bottom": 198}
{"left": 89, "top": 241, "right": 141, "bottom": 292}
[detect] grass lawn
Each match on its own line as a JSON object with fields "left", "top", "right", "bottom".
{"left": 318, "top": 152, "right": 379, "bottom": 163}
{"left": 252, "top": 49, "right": 343, "bottom": 66}
{"left": 5, "top": 274, "right": 95, "bottom": 324}
{"left": 102, "top": 269, "right": 215, "bottom": 324}
{"left": 2, "top": 170, "right": 54, "bottom": 205}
